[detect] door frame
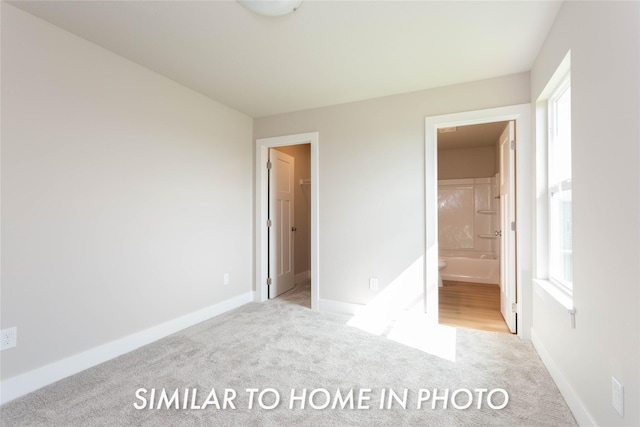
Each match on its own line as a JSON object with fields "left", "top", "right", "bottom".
{"left": 255, "top": 132, "right": 319, "bottom": 309}
{"left": 425, "top": 104, "right": 532, "bottom": 338}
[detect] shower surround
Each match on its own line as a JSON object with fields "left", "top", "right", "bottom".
{"left": 438, "top": 176, "right": 500, "bottom": 284}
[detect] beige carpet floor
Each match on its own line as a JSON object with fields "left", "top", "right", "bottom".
{"left": 0, "top": 281, "right": 576, "bottom": 426}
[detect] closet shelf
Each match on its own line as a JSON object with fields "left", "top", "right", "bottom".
{"left": 477, "top": 210, "right": 497, "bottom": 215}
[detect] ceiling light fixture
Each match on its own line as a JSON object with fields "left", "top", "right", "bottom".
{"left": 439, "top": 127, "right": 457, "bottom": 133}
{"left": 238, "top": 0, "right": 302, "bottom": 17}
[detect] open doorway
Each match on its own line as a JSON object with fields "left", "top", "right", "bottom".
{"left": 425, "top": 104, "right": 532, "bottom": 339}
{"left": 255, "top": 132, "right": 319, "bottom": 310}
{"left": 268, "top": 144, "right": 312, "bottom": 307}
{"left": 436, "top": 121, "right": 512, "bottom": 333}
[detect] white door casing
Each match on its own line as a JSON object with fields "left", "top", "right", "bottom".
{"left": 499, "top": 121, "right": 517, "bottom": 333}
{"left": 425, "top": 104, "right": 531, "bottom": 338}
{"left": 255, "top": 132, "right": 319, "bottom": 310}
{"left": 268, "top": 149, "right": 295, "bottom": 298}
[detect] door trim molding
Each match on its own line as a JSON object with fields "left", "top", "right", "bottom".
{"left": 425, "top": 104, "right": 531, "bottom": 338}
{"left": 255, "top": 132, "right": 319, "bottom": 310}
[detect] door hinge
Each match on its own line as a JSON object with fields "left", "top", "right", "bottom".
{"left": 512, "top": 303, "right": 517, "bottom": 313}
{"left": 267, "top": 277, "right": 272, "bottom": 286}
{"left": 511, "top": 221, "right": 516, "bottom": 231}
{"left": 510, "top": 140, "right": 515, "bottom": 150}
{"left": 266, "top": 219, "right": 272, "bottom": 227}
{"left": 266, "top": 160, "right": 272, "bottom": 170}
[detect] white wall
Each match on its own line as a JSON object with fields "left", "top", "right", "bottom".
{"left": 1, "top": 3, "right": 253, "bottom": 383}
{"left": 530, "top": 2, "right": 640, "bottom": 426}
{"left": 254, "top": 73, "right": 530, "bottom": 306}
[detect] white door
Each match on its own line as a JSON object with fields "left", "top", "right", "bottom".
{"left": 268, "top": 149, "right": 295, "bottom": 298}
{"left": 499, "top": 121, "right": 517, "bottom": 332}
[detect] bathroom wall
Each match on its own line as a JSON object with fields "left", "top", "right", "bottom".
{"left": 438, "top": 177, "right": 499, "bottom": 256}
{"left": 437, "top": 145, "right": 497, "bottom": 180}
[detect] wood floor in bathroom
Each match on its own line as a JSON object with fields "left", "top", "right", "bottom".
{"left": 438, "top": 280, "right": 511, "bottom": 334}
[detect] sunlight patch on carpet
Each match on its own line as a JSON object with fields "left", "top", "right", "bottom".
{"left": 346, "top": 256, "right": 456, "bottom": 361}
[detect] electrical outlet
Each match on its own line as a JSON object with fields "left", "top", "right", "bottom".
{"left": 223, "top": 273, "right": 230, "bottom": 285}
{"left": 369, "top": 277, "right": 378, "bottom": 291}
{"left": 612, "top": 376, "right": 624, "bottom": 417}
{"left": 1, "top": 327, "right": 17, "bottom": 351}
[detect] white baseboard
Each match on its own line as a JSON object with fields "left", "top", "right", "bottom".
{"left": 531, "top": 328, "right": 596, "bottom": 426}
{"left": 318, "top": 298, "right": 366, "bottom": 316}
{"left": 0, "top": 291, "right": 253, "bottom": 405}
{"left": 294, "top": 270, "right": 311, "bottom": 285}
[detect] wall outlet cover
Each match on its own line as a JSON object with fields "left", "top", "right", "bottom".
{"left": 1, "top": 327, "right": 17, "bottom": 351}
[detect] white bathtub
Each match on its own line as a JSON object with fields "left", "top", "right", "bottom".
{"left": 439, "top": 250, "right": 499, "bottom": 285}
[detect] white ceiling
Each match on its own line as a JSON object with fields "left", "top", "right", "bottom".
{"left": 10, "top": 1, "right": 562, "bottom": 118}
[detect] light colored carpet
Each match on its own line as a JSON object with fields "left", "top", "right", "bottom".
{"left": 0, "top": 281, "right": 576, "bottom": 426}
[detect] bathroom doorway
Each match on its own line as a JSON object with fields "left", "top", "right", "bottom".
{"left": 425, "top": 104, "right": 532, "bottom": 338}
{"left": 436, "top": 121, "right": 514, "bottom": 333}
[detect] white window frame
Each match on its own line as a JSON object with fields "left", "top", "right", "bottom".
{"left": 534, "top": 51, "right": 574, "bottom": 311}
{"left": 547, "top": 73, "right": 573, "bottom": 293}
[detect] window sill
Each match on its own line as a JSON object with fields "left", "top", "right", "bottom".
{"left": 534, "top": 279, "right": 574, "bottom": 311}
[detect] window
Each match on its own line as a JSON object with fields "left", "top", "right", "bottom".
{"left": 547, "top": 73, "right": 572, "bottom": 292}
